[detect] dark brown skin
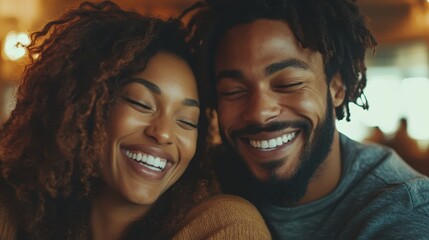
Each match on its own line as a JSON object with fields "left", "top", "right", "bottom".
{"left": 0, "top": 2, "right": 215, "bottom": 239}
{"left": 215, "top": 19, "right": 345, "bottom": 205}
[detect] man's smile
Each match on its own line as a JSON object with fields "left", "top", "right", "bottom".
{"left": 247, "top": 131, "right": 298, "bottom": 150}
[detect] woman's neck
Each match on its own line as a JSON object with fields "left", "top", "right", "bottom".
{"left": 90, "top": 184, "right": 150, "bottom": 240}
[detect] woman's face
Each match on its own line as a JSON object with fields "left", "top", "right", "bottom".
{"left": 102, "top": 52, "right": 200, "bottom": 206}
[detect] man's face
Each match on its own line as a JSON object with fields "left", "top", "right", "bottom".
{"left": 214, "top": 19, "right": 344, "bottom": 203}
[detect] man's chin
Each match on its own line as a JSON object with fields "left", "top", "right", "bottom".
{"left": 252, "top": 174, "right": 308, "bottom": 206}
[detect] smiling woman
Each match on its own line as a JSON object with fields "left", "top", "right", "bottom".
{"left": 0, "top": 1, "right": 270, "bottom": 239}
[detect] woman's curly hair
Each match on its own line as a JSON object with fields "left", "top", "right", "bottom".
{"left": 185, "top": 0, "right": 377, "bottom": 121}
{"left": 0, "top": 1, "right": 215, "bottom": 239}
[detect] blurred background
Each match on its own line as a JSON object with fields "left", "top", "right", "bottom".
{"left": 0, "top": 0, "right": 428, "bottom": 176}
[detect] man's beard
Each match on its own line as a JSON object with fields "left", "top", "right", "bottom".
{"left": 220, "top": 90, "right": 336, "bottom": 206}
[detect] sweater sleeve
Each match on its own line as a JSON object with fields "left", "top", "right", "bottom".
{"left": 172, "top": 194, "right": 272, "bottom": 240}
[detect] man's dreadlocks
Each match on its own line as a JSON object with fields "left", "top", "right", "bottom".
{"left": 185, "top": 0, "right": 377, "bottom": 121}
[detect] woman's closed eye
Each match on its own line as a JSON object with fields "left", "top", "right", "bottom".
{"left": 177, "top": 119, "right": 199, "bottom": 130}
{"left": 122, "top": 96, "right": 153, "bottom": 111}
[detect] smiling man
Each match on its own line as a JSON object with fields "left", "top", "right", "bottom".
{"left": 196, "top": 0, "right": 429, "bottom": 239}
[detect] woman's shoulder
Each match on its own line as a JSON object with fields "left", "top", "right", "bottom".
{"left": 172, "top": 194, "right": 271, "bottom": 240}
{"left": 186, "top": 194, "right": 262, "bottom": 218}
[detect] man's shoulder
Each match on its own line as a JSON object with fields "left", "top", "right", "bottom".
{"left": 339, "top": 135, "right": 429, "bottom": 238}
{"left": 402, "top": 177, "right": 429, "bottom": 214}
{"left": 340, "top": 133, "right": 397, "bottom": 167}
{"left": 343, "top": 134, "right": 429, "bottom": 200}
{"left": 339, "top": 177, "right": 429, "bottom": 239}
{"left": 366, "top": 176, "right": 429, "bottom": 210}
{"left": 341, "top": 134, "right": 425, "bottom": 183}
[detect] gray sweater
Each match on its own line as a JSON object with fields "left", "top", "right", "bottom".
{"left": 259, "top": 134, "right": 429, "bottom": 240}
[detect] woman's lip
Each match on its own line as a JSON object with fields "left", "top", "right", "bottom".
{"left": 121, "top": 144, "right": 175, "bottom": 163}
{"left": 121, "top": 149, "right": 172, "bottom": 181}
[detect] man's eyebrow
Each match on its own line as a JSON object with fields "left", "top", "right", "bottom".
{"left": 265, "top": 59, "right": 309, "bottom": 76}
{"left": 126, "top": 77, "right": 161, "bottom": 95}
{"left": 215, "top": 70, "right": 245, "bottom": 82}
{"left": 183, "top": 98, "right": 200, "bottom": 108}
{"left": 215, "top": 59, "right": 309, "bottom": 82}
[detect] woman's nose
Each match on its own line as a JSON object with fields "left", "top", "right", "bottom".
{"left": 144, "top": 115, "right": 174, "bottom": 145}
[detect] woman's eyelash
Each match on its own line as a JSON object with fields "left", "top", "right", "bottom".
{"left": 121, "top": 96, "right": 198, "bottom": 128}
{"left": 178, "top": 120, "right": 199, "bottom": 129}
{"left": 122, "top": 97, "right": 152, "bottom": 110}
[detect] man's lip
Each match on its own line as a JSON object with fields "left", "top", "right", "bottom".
{"left": 120, "top": 144, "right": 175, "bottom": 163}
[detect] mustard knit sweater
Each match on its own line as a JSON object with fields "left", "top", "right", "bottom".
{"left": 173, "top": 194, "right": 271, "bottom": 239}
{"left": 0, "top": 194, "right": 271, "bottom": 239}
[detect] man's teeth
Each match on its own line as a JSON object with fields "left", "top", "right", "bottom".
{"left": 249, "top": 132, "right": 297, "bottom": 150}
{"left": 125, "top": 150, "right": 167, "bottom": 171}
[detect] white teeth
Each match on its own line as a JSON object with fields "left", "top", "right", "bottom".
{"left": 276, "top": 137, "right": 283, "bottom": 146}
{"left": 147, "top": 155, "right": 155, "bottom": 165}
{"left": 282, "top": 135, "right": 288, "bottom": 142}
{"left": 124, "top": 149, "right": 168, "bottom": 171}
{"left": 268, "top": 139, "right": 276, "bottom": 148}
{"left": 261, "top": 141, "right": 269, "bottom": 149}
{"left": 249, "top": 131, "right": 297, "bottom": 150}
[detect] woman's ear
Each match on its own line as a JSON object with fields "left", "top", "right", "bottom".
{"left": 329, "top": 73, "right": 345, "bottom": 107}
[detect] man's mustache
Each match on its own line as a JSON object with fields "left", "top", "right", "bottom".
{"left": 230, "top": 120, "right": 311, "bottom": 139}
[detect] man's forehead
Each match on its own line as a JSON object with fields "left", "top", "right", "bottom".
{"left": 214, "top": 19, "right": 323, "bottom": 73}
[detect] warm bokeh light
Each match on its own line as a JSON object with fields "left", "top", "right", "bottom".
{"left": 337, "top": 67, "right": 403, "bottom": 141}
{"left": 402, "top": 77, "right": 429, "bottom": 140}
{"left": 2, "top": 31, "right": 30, "bottom": 61}
{"left": 338, "top": 73, "right": 429, "bottom": 142}
{"left": 361, "top": 76, "right": 403, "bottom": 134}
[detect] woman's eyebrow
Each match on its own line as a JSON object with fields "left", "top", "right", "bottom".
{"left": 183, "top": 98, "right": 200, "bottom": 108}
{"left": 124, "top": 77, "right": 199, "bottom": 108}
{"left": 126, "top": 77, "right": 161, "bottom": 95}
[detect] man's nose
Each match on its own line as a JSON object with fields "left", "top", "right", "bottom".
{"left": 242, "top": 90, "right": 281, "bottom": 124}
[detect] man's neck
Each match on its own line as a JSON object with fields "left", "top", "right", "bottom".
{"left": 294, "top": 131, "right": 342, "bottom": 206}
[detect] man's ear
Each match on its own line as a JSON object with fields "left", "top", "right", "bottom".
{"left": 329, "top": 72, "right": 345, "bottom": 107}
